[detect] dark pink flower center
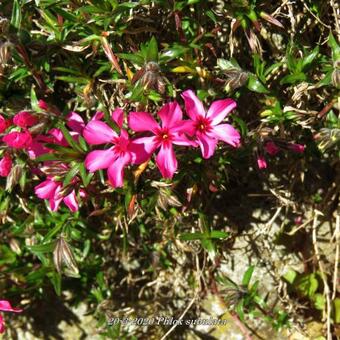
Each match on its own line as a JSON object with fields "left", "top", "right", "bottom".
{"left": 156, "top": 128, "right": 172, "bottom": 144}
{"left": 195, "top": 116, "right": 212, "bottom": 134}
{"left": 112, "top": 136, "right": 129, "bottom": 155}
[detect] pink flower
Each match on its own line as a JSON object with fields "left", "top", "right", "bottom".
{"left": 257, "top": 156, "right": 267, "bottom": 169}
{"left": 264, "top": 141, "right": 280, "bottom": 156}
{"left": 0, "top": 155, "right": 12, "bottom": 177}
{"left": 35, "top": 177, "right": 79, "bottom": 212}
{"left": 13, "top": 111, "right": 38, "bottom": 128}
{"left": 2, "top": 130, "right": 32, "bottom": 149}
{"left": 0, "top": 115, "right": 11, "bottom": 133}
{"left": 84, "top": 118, "right": 148, "bottom": 187}
{"left": 181, "top": 90, "right": 240, "bottom": 159}
{"left": 287, "top": 143, "right": 305, "bottom": 153}
{"left": 0, "top": 300, "right": 22, "bottom": 334}
{"left": 128, "top": 102, "right": 195, "bottom": 178}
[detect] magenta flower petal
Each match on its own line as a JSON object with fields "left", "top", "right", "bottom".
{"left": 172, "top": 133, "right": 197, "bottom": 147}
{"left": 92, "top": 111, "right": 104, "bottom": 121}
{"left": 132, "top": 136, "right": 159, "bottom": 154}
{"left": 50, "top": 196, "right": 63, "bottom": 212}
{"left": 181, "top": 90, "right": 206, "bottom": 120}
{"left": 155, "top": 143, "right": 177, "bottom": 179}
{"left": 207, "top": 99, "right": 237, "bottom": 125}
{"left": 49, "top": 128, "right": 68, "bottom": 146}
{"left": 85, "top": 149, "right": 117, "bottom": 172}
{"left": 196, "top": 133, "right": 218, "bottom": 159}
{"left": 13, "top": 111, "right": 38, "bottom": 128}
{"left": 170, "top": 120, "right": 196, "bottom": 136}
{"left": 0, "top": 155, "right": 12, "bottom": 177}
{"left": 28, "top": 137, "right": 52, "bottom": 159}
{"left": 66, "top": 112, "right": 85, "bottom": 133}
{"left": 129, "top": 142, "right": 150, "bottom": 164}
{"left": 63, "top": 190, "right": 79, "bottom": 212}
{"left": 107, "top": 153, "right": 131, "bottom": 188}
{"left": 158, "top": 102, "right": 182, "bottom": 128}
{"left": 35, "top": 180, "right": 60, "bottom": 199}
{"left": 128, "top": 111, "right": 159, "bottom": 133}
{"left": 83, "top": 120, "right": 117, "bottom": 145}
{"left": 0, "top": 301, "right": 22, "bottom": 313}
{"left": 212, "top": 124, "right": 241, "bottom": 147}
{"left": 111, "top": 108, "right": 124, "bottom": 128}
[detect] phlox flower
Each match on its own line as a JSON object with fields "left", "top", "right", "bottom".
{"left": 128, "top": 102, "right": 196, "bottom": 179}
{"left": 28, "top": 111, "right": 104, "bottom": 159}
{"left": 0, "top": 300, "right": 22, "bottom": 334}
{"left": 181, "top": 90, "right": 241, "bottom": 159}
{"left": 84, "top": 109, "right": 147, "bottom": 187}
{"left": 35, "top": 174, "right": 80, "bottom": 212}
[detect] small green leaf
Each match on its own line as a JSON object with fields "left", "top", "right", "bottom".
{"left": 296, "top": 273, "right": 319, "bottom": 297}
{"left": 63, "top": 163, "right": 81, "bottom": 187}
{"left": 334, "top": 298, "right": 340, "bottom": 324}
{"left": 27, "top": 241, "right": 56, "bottom": 253}
{"left": 49, "top": 271, "right": 62, "bottom": 296}
{"left": 79, "top": 163, "right": 93, "bottom": 187}
{"left": 302, "top": 46, "right": 319, "bottom": 69}
{"left": 117, "top": 53, "right": 145, "bottom": 65}
{"left": 313, "top": 293, "right": 325, "bottom": 310}
{"left": 58, "top": 124, "right": 84, "bottom": 153}
{"left": 283, "top": 269, "right": 297, "bottom": 284}
{"left": 236, "top": 299, "right": 245, "bottom": 321}
{"left": 247, "top": 74, "right": 269, "bottom": 93}
{"left": 242, "top": 265, "right": 254, "bottom": 287}
{"left": 11, "top": 0, "right": 22, "bottom": 29}
{"left": 31, "top": 86, "right": 41, "bottom": 112}
{"left": 35, "top": 153, "right": 65, "bottom": 162}
{"left": 328, "top": 33, "right": 340, "bottom": 61}
{"left": 179, "top": 232, "right": 208, "bottom": 240}
{"left": 146, "top": 36, "right": 158, "bottom": 62}
{"left": 280, "top": 73, "right": 307, "bottom": 85}
{"left": 209, "top": 230, "right": 229, "bottom": 239}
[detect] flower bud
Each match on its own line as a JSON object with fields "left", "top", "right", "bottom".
{"left": 53, "top": 237, "right": 79, "bottom": 275}
{"left": 0, "top": 154, "right": 12, "bottom": 177}
{"left": 257, "top": 156, "right": 267, "bottom": 169}
{"left": 264, "top": 141, "right": 280, "bottom": 156}
{"left": 13, "top": 111, "right": 38, "bottom": 128}
{"left": 6, "top": 164, "right": 23, "bottom": 191}
{"left": 9, "top": 238, "right": 22, "bottom": 255}
{"left": 2, "top": 130, "right": 32, "bottom": 149}
{"left": 0, "top": 114, "right": 10, "bottom": 133}
{"left": 287, "top": 143, "right": 305, "bottom": 153}
{"left": 38, "top": 100, "right": 48, "bottom": 110}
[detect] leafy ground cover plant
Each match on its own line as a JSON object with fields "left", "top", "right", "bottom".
{"left": 0, "top": 0, "right": 339, "bottom": 339}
